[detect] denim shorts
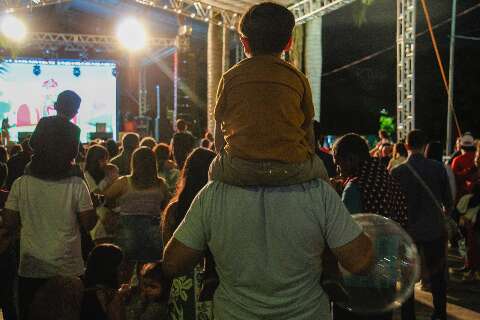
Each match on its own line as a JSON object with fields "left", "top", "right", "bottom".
{"left": 114, "top": 215, "right": 163, "bottom": 262}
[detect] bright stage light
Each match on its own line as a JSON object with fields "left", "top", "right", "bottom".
{"left": 1, "top": 15, "right": 27, "bottom": 42}
{"left": 116, "top": 18, "right": 147, "bottom": 52}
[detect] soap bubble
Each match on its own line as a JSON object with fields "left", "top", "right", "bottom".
{"left": 334, "top": 213, "right": 420, "bottom": 314}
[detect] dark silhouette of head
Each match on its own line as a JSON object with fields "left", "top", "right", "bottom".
{"left": 105, "top": 139, "right": 119, "bottom": 158}
{"left": 333, "top": 133, "right": 370, "bottom": 177}
{"left": 239, "top": 2, "right": 295, "bottom": 56}
{"left": 122, "top": 133, "right": 140, "bottom": 153}
{"left": 85, "top": 145, "right": 109, "bottom": 184}
{"left": 140, "top": 136, "right": 157, "bottom": 150}
{"left": 84, "top": 244, "right": 123, "bottom": 289}
{"left": 425, "top": 141, "right": 443, "bottom": 162}
{"left": 54, "top": 90, "right": 81, "bottom": 120}
{"left": 176, "top": 119, "right": 187, "bottom": 132}
{"left": 131, "top": 146, "right": 158, "bottom": 189}
{"left": 406, "top": 130, "right": 427, "bottom": 152}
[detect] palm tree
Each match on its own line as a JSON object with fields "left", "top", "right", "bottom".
{"left": 353, "top": 0, "right": 377, "bottom": 26}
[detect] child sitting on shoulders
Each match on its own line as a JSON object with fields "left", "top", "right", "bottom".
{"left": 209, "top": 2, "right": 328, "bottom": 186}
{"left": 119, "top": 262, "right": 170, "bottom": 320}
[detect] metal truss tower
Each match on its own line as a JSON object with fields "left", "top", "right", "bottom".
{"left": 396, "top": 0, "right": 416, "bottom": 140}
{"left": 24, "top": 32, "right": 176, "bottom": 52}
{"left": 288, "top": 0, "right": 356, "bottom": 23}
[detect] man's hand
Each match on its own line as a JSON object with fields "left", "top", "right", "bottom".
{"left": 163, "top": 238, "right": 203, "bottom": 278}
{"left": 0, "top": 227, "right": 11, "bottom": 254}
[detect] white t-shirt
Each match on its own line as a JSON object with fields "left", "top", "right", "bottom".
{"left": 5, "top": 175, "right": 94, "bottom": 278}
{"left": 174, "top": 179, "right": 362, "bottom": 320}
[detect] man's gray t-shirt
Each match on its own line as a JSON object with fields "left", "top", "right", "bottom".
{"left": 174, "top": 179, "right": 362, "bottom": 320}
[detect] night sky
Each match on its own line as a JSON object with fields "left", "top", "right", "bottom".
{"left": 321, "top": 0, "right": 480, "bottom": 142}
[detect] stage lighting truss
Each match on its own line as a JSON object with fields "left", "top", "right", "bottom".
{"left": 288, "top": 0, "right": 357, "bottom": 24}
{"left": 21, "top": 31, "right": 177, "bottom": 53}
{"left": 134, "top": 0, "right": 240, "bottom": 29}
{"left": 1, "top": 0, "right": 69, "bottom": 13}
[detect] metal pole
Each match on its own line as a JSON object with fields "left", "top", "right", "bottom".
{"left": 155, "top": 84, "right": 160, "bottom": 140}
{"left": 446, "top": 0, "right": 457, "bottom": 156}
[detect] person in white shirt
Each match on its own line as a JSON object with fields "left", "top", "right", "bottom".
{"left": 1, "top": 174, "right": 96, "bottom": 320}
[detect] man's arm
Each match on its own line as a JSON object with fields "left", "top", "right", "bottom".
{"left": 332, "top": 232, "right": 374, "bottom": 274}
{"left": 78, "top": 209, "right": 97, "bottom": 232}
{"left": 162, "top": 238, "right": 203, "bottom": 278}
{"left": 1, "top": 209, "right": 20, "bottom": 237}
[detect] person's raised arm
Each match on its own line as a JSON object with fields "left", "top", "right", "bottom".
{"left": 101, "top": 176, "right": 127, "bottom": 200}
{"left": 163, "top": 238, "right": 203, "bottom": 278}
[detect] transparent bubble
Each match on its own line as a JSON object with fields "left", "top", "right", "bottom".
{"left": 335, "top": 213, "right": 420, "bottom": 314}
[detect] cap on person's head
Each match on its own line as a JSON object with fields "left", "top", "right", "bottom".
{"left": 122, "top": 133, "right": 140, "bottom": 151}
{"left": 239, "top": 2, "right": 295, "bottom": 55}
{"left": 460, "top": 133, "right": 475, "bottom": 148}
{"left": 54, "top": 90, "right": 81, "bottom": 118}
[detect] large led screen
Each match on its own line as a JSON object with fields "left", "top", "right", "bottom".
{"left": 0, "top": 59, "right": 117, "bottom": 142}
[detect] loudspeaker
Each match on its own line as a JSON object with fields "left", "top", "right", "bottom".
{"left": 88, "top": 132, "right": 113, "bottom": 141}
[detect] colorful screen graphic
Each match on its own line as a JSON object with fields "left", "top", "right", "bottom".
{"left": 0, "top": 59, "right": 117, "bottom": 142}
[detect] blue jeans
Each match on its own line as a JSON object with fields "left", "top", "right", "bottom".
{"left": 114, "top": 215, "right": 163, "bottom": 262}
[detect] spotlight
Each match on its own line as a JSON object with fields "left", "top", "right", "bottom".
{"left": 116, "top": 17, "right": 147, "bottom": 52}
{"left": 33, "top": 64, "right": 41, "bottom": 76}
{"left": 1, "top": 15, "right": 27, "bottom": 42}
{"left": 73, "top": 66, "right": 81, "bottom": 77}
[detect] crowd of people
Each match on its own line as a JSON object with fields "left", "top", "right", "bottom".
{"left": 0, "top": 2, "right": 479, "bottom": 320}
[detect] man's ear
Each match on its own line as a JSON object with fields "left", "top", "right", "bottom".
{"left": 283, "top": 37, "right": 293, "bottom": 52}
{"left": 240, "top": 36, "right": 252, "bottom": 55}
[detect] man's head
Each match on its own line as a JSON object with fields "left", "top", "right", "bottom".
{"left": 54, "top": 90, "right": 81, "bottom": 119}
{"left": 332, "top": 133, "right": 370, "bottom": 177}
{"left": 406, "top": 129, "right": 427, "bottom": 153}
{"left": 122, "top": 132, "right": 140, "bottom": 152}
{"left": 238, "top": 2, "right": 295, "bottom": 57}
{"left": 460, "top": 132, "right": 476, "bottom": 153}
{"left": 176, "top": 119, "right": 187, "bottom": 132}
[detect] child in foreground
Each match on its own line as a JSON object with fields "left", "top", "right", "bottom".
{"left": 210, "top": 2, "right": 328, "bottom": 186}
{"left": 119, "top": 262, "right": 170, "bottom": 320}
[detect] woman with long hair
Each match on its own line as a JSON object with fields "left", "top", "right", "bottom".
{"left": 387, "top": 142, "right": 407, "bottom": 172}
{"left": 104, "top": 147, "right": 168, "bottom": 279}
{"left": 162, "top": 147, "right": 215, "bottom": 244}
{"left": 161, "top": 147, "right": 215, "bottom": 320}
